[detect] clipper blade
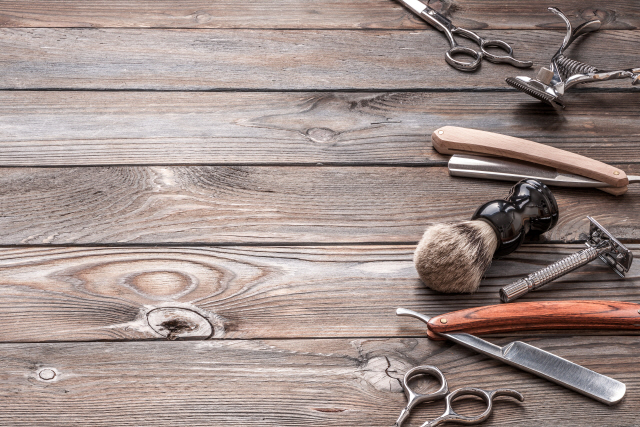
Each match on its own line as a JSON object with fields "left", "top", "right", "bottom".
{"left": 506, "top": 76, "right": 564, "bottom": 108}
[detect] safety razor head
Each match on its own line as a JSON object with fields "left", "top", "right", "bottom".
{"left": 585, "top": 216, "right": 633, "bottom": 277}
{"left": 505, "top": 76, "right": 564, "bottom": 108}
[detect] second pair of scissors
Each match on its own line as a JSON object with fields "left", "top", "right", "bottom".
{"left": 394, "top": 366, "right": 523, "bottom": 427}
{"left": 396, "top": 0, "right": 532, "bottom": 71}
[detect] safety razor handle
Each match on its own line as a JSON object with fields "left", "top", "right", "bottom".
{"left": 431, "top": 126, "right": 628, "bottom": 188}
{"left": 500, "top": 246, "right": 600, "bottom": 302}
{"left": 427, "top": 300, "right": 640, "bottom": 337}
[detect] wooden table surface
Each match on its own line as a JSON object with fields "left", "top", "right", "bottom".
{"left": 0, "top": 1, "right": 639, "bottom": 425}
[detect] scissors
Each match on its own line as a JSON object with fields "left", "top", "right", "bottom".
{"left": 396, "top": 0, "right": 533, "bottom": 71}
{"left": 394, "top": 366, "right": 524, "bottom": 427}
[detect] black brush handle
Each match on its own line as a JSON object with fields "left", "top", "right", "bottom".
{"left": 472, "top": 179, "right": 559, "bottom": 257}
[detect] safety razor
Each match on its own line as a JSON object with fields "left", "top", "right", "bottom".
{"left": 500, "top": 216, "right": 633, "bottom": 302}
{"left": 506, "top": 7, "right": 639, "bottom": 108}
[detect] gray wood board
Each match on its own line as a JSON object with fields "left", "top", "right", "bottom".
{"left": 0, "top": 0, "right": 637, "bottom": 30}
{"left": 0, "top": 338, "right": 637, "bottom": 426}
{"left": 1, "top": 28, "right": 639, "bottom": 90}
{"left": 1, "top": 166, "right": 639, "bottom": 245}
{"left": 0, "top": 244, "right": 637, "bottom": 342}
{"left": 0, "top": 91, "right": 639, "bottom": 166}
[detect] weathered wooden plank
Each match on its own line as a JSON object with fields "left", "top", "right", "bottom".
{"left": 0, "top": 0, "right": 637, "bottom": 30}
{"left": 0, "top": 244, "right": 637, "bottom": 342}
{"left": 0, "top": 91, "right": 639, "bottom": 166}
{"left": 0, "top": 338, "right": 637, "bottom": 426}
{"left": 1, "top": 28, "right": 638, "bottom": 90}
{"left": 1, "top": 166, "right": 639, "bottom": 245}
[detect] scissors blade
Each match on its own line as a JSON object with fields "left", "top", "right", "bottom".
{"left": 396, "top": 308, "right": 626, "bottom": 405}
{"left": 397, "top": 0, "right": 427, "bottom": 15}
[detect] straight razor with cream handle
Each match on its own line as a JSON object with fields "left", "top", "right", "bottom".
{"left": 396, "top": 306, "right": 627, "bottom": 405}
{"left": 432, "top": 126, "right": 632, "bottom": 195}
{"left": 449, "top": 154, "right": 640, "bottom": 189}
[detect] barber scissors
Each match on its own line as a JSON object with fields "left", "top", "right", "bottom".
{"left": 394, "top": 366, "right": 523, "bottom": 427}
{"left": 396, "top": 0, "right": 533, "bottom": 71}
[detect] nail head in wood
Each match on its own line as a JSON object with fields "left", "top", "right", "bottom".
{"left": 38, "top": 368, "right": 56, "bottom": 381}
{"left": 440, "top": 318, "right": 447, "bottom": 324}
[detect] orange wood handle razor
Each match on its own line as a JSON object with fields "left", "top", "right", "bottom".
{"left": 426, "top": 300, "right": 640, "bottom": 340}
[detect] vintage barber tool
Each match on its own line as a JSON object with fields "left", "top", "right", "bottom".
{"left": 423, "top": 300, "right": 640, "bottom": 337}
{"left": 506, "top": 7, "right": 640, "bottom": 108}
{"left": 448, "top": 155, "right": 640, "bottom": 192}
{"left": 396, "top": 307, "right": 627, "bottom": 405}
{"left": 394, "top": 0, "right": 532, "bottom": 71}
{"left": 415, "top": 179, "right": 558, "bottom": 293}
{"left": 394, "top": 365, "right": 523, "bottom": 427}
{"left": 432, "top": 126, "right": 631, "bottom": 195}
{"left": 500, "top": 216, "right": 632, "bottom": 302}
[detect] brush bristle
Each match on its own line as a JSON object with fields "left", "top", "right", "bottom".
{"left": 414, "top": 220, "right": 498, "bottom": 293}
{"left": 505, "top": 77, "right": 564, "bottom": 108}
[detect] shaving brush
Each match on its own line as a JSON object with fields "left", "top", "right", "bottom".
{"left": 414, "top": 179, "right": 559, "bottom": 293}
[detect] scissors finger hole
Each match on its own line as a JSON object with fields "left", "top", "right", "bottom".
{"left": 406, "top": 373, "right": 444, "bottom": 395}
{"left": 481, "top": 40, "right": 517, "bottom": 63}
{"left": 445, "top": 47, "right": 482, "bottom": 71}
{"left": 482, "top": 40, "right": 513, "bottom": 54}
{"left": 448, "top": 390, "right": 492, "bottom": 421}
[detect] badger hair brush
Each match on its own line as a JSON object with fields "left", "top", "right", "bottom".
{"left": 414, "top": 179, "right": 559, "bottom": 293}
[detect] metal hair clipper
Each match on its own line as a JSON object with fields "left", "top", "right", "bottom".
{"left": 506, "top": 7, "right": 640, "bottom": 108}
{"left": 500, "top": 216, "right": 633, "bottom": 302}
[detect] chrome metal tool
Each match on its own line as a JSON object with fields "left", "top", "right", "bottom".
{"left": 500, "top": 216, "right": 633, "bottom": 302}
{"left": 396, "top": 307, "right": 626, "bottom": 405}
{"left": 506, "top": 7, "right": 640, "bottom": 108}
{"left": 394, "top": 365, "right": 523, "bottom": 427}
{"left": 448, "top": 154, "right": 640, "bottom": 189}
{"left": 395, "top": 0, "right": 532, "bottom": 71}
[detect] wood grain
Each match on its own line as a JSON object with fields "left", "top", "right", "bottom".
{"left": 1, "top": 166, "right": 639, "bottom": 244}
{"left": 0, "top": 91, "right": 639, "bottom": 167}
{"left": 0, "top": 0, "right": 637, "bottom": 30}
{"left": 0, "top": 244, "right": 638, "bottom": 342}
{"left": 0, "top": 338, "right": 638, "bottom": 426}
{"left": 1, "top": 28, "right": 638, "bottom": 90}
{"left": 1, "top": 0, "right": 638, "bottom": 424}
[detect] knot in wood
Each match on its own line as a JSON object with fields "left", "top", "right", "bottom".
{"left": 306, "top": 127, "right": 337, "bottom": 143}
{"left": 146, "top": 307, "right": 214, "bottom": 340}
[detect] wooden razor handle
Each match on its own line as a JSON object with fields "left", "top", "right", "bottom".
{"left": 431, "top": 126, "right": 629, "bottom": 188}
{"left": 426, "top": 301, "right": 640, "bottom": 340}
